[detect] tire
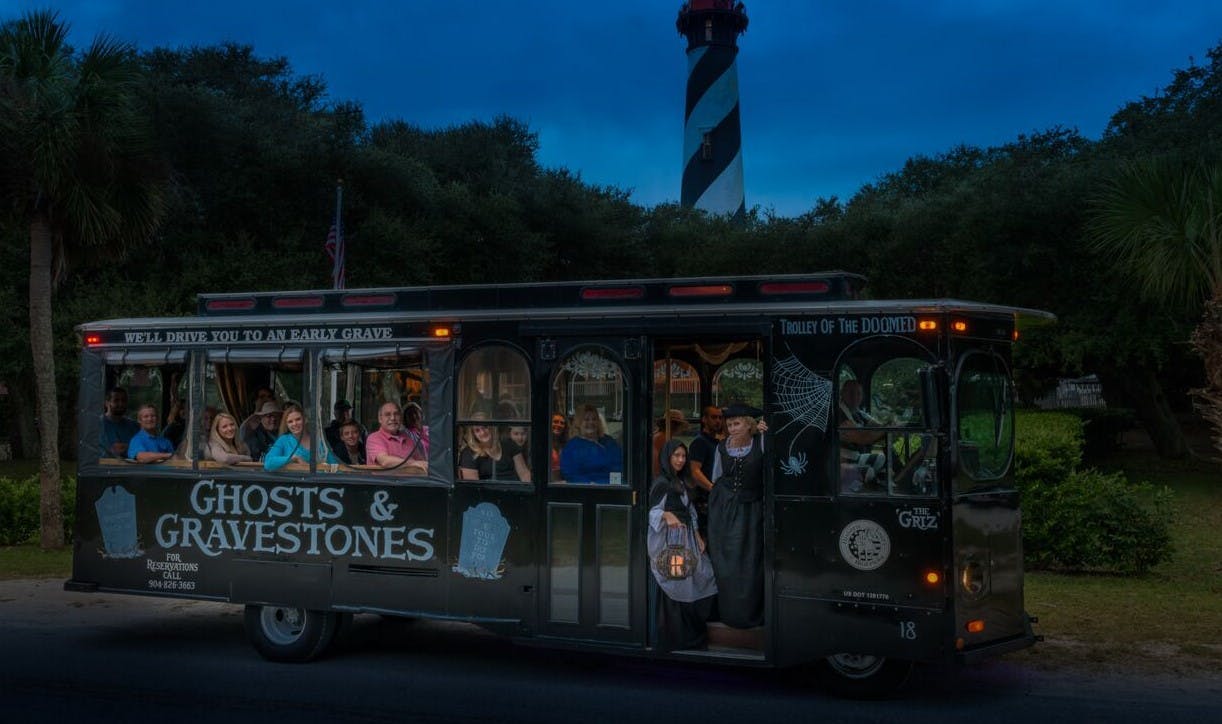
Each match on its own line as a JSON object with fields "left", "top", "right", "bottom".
{"left": 243, "top": 604, "right": 339, "bottom": 663}
{"left": 819, "top": 653, "right": 913, "bottom": 699}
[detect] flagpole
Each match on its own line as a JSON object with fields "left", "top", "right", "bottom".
{"left": 332, "top": 179, "right": 344, "bottom": 290}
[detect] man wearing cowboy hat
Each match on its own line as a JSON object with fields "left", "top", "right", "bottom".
{"left": 243, "top": 400, "right": 282, "bottom": 461}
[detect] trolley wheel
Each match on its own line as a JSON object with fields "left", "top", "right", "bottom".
{"left": 243, "top": 604, "right": 339, "bottom": 663}
{"left": 819, "top": 653, "right": 913, "bottom": 699}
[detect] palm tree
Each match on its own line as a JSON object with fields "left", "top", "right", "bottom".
{"left": 0, "top": 10, "right": 166, "bottom": 547}
{"left": 1089, "top": 159, "right": 1222, "bottom": 457}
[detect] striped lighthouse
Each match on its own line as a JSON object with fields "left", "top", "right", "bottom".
{"left": 677, "top": 1, "right": 749, "bottom": 220}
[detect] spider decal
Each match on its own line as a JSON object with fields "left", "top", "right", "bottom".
{"left": 780, "top": 452, "right": 808, "bottom": 476}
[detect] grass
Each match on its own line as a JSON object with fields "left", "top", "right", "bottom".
{"left": 0, "top": 544, "right": 72, "bottom": 580}
{"left": 0, "top": 459, "right": 75, "bottom": 580}
{"left": 1014, "top": 449, "right": 1222, "bottom": 676}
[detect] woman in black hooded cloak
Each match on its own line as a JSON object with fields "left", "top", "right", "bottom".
{"left": 648, "top": 439, "right": 717, "bottom": 650}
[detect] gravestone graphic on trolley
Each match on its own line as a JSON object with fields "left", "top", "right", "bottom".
{"left": 454, "top": 502, "right": 511, "bottom": 580}
{"left": 677, "top": 1, "right": 749, "bottom": 220}
{"left": 95, "top": 485, "right": 143, "bottom": 558}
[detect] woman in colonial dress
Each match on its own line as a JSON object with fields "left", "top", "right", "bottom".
{"left": 707, "top": 403, "right": 767, "bottom": 629}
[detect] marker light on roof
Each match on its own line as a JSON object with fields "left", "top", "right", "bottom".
{"left": 272, "top": 296, "right": 324, "bottom": 309}
{"left": 952, "top": 320, "right": 969, "bottom": 333}
{"left": 668, "top": 284, "right": 733, "bottom": 297}
{"left": 581, "top": 286, "right": 645, "bottom": 301}
{"left": 342, "top": 294, "right": 395, "bottom": 307}
{"left": 759, "top": 281, "right": 829, "bottom": 295}
{"left": 205, "top": 298, "right": 256, "bottom": 311}
{"left": 432, "top": 327, "right": 451, "bottom": 338}
{"left": 918, "top": 319, "right": 938, "bottom": 331}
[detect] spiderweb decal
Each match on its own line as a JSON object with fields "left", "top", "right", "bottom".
{"left": 771, "top": 355, "right": 832, "bottom": 475}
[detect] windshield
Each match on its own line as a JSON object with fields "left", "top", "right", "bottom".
{"left": 955, "top": 352, "right": 1014, "bottom": 486}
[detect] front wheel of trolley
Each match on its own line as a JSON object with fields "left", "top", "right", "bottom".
{"left": 244, "top": 604, "right": 339, "bottom": 663}
{"left": 819, "top": 653, "right": 913, "bottom": 699}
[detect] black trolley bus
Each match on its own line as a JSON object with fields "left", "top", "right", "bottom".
{"left": 69, "top": 272, "right": 1049, "bottom": 695}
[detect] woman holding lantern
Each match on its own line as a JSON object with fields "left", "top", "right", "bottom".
{"left": 647, "top": 439, "right": 717, "bottom": 651}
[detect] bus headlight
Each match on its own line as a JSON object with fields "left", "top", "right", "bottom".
{"left": 959, "top": 557, "right": 989, "bottom": 601}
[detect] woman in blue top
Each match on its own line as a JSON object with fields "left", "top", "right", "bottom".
{"left": 559, "top": 404, "right": 623, "bottom": 484}
{"left": 264, "top": 404, "right": 337, "bottom": 471}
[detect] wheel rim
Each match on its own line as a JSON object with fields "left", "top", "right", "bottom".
{"left": 259, "top": 606, "right": 306, "bottom": 645}
{"left": 827, "top": 653, "right": 886, "bottom": 679}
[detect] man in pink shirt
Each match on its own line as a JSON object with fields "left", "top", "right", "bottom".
{"left": 366, "top": 402, "right": 427, "bottom": 473}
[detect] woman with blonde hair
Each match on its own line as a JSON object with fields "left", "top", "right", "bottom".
{"left": 264, "top": 403, "right": 337, "bottom": 471}
{"left": 559, "top": 404, "right": 623, "bottom": 484}
{"left": 458, "top": 412, "right": 529, "bottom": 481}
{"left": 206, "top": 412, "right": 252, "bottom": 464}
{"left": 707, "top": 403, "right": 768, "bottom": 628}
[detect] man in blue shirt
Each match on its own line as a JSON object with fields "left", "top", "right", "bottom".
{"left": 128, "top": 404, "right": 174, "bottom": 463}
{"left": 100, "top": 387, "right": 140, "bottom": 458}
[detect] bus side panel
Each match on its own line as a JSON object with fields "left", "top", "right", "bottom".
{"left": 443, "top": 485, "right": 536, "bottom": 631}
{"left": 73, "top": 473, "right": 450, "bottom": 612}
{"left": 952, "top": 491, "right": 1028, "bottom": 650}
{"left": 328, "top": 484, "right": 449, "bottom": 615}
{"left": 773, "top": 499, "right": 947, "bottom": 666}
{"left": 74, "top": 474, "right": 246, "bottom": 600}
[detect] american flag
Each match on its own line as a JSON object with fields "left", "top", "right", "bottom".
{"left": 325, "top": 223, "right": 345, "bottom": 289}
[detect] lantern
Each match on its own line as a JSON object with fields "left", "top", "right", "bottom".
{"left": 653, "top": 525, "right": 695, "bottom": 581}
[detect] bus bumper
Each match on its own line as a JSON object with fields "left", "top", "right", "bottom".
{"left": 956, "top": 620, "right": 1038, "bottom": 665}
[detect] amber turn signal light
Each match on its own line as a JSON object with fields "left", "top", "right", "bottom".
{"left": 918, "top": 319, "right": 937, "bottom": 331}
{"left": 924, "top": 571, "right": 941, "bottom": 585}
{"left": 966, "top": 619, "right": 986, "bottom": 633}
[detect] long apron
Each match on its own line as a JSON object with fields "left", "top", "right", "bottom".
{"left": 707, "top": 438, "right": 764, "bottom": 629}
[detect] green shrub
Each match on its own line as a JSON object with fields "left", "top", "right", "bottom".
{"left": 1021, "top": 469, "right": 1174, "bottom": 574}
{"left": 1015, "top": 410, "right": 1173, "bottom": 574}
{"left": 0, "top": 476, "right": 77, "bottom": 546}
{"left": 1015, "top": 410, "right": 1082, "bottom": 490}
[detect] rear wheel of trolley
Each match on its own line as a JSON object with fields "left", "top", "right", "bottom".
{"left": 244, "top": 605, "right": 340, "bottom": 663}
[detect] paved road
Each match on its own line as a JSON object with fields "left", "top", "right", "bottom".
{"left": 2, "top": 579, "right": 1219, "bottom": 723}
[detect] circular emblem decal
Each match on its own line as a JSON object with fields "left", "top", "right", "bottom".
{"left": 838, "top": 519, "right": 891, "bottom": 571}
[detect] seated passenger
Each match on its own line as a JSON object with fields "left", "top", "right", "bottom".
{"left": 838, "top": 380, "right": 886, "bottom": 492}
{"left": 458, "top": 413, "right": 530, "bottom": 482}
{"left": 507, "top": 425, "right": 529, "bottom": 471}
{"left": 100, "top": 386, "right": 139, "bottom": 458}
{"left": 127, "top": 404, "right": 174, "bottom": 464}
{"left": 263, "top": 404, "right": 336, "bottom": 471}
{"left": 366, "top": 402, "right": 427, "bottom": 471}
{"left": 402, "top": 401, "right": 431, "bottom": 459}
{"left": 162, "top": 399, "right": 188, "bottom": 449}
{"left": 334, "top": 419, "right": 366, "bottom": 465}
{"left": 205, "top": 412, "right": 252, "bottom": 464}
{"left": 323, "top": 399, "right": 364, "bottom": 455}
{"left": 559, "top": 404, "right": 623, "bottom": 484}
{"left": 243, "top": 401, "right": 281, "bottom": 461}
{"left": 550, "top": 413, "right": 568, "bottom": 477}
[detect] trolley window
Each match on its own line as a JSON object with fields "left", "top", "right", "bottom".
{"left": 955, "top": 352, "right": 1014, "bottom": 487}
{"left": 835, "top": 339, "right": 939, "bottom": 497}
{"left": 455, "top": 345, "right": 531, "bottom": 483}
{"left": 551, "top": 347, "right": 626, "bottom": 486}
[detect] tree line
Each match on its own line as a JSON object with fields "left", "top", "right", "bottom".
{"left": 2, "top": 12, "right": 1219, "bottom": 543}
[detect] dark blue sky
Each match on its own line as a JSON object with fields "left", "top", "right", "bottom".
{"left": 10, "top": 1, "right": 1222, "bottom": 216}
